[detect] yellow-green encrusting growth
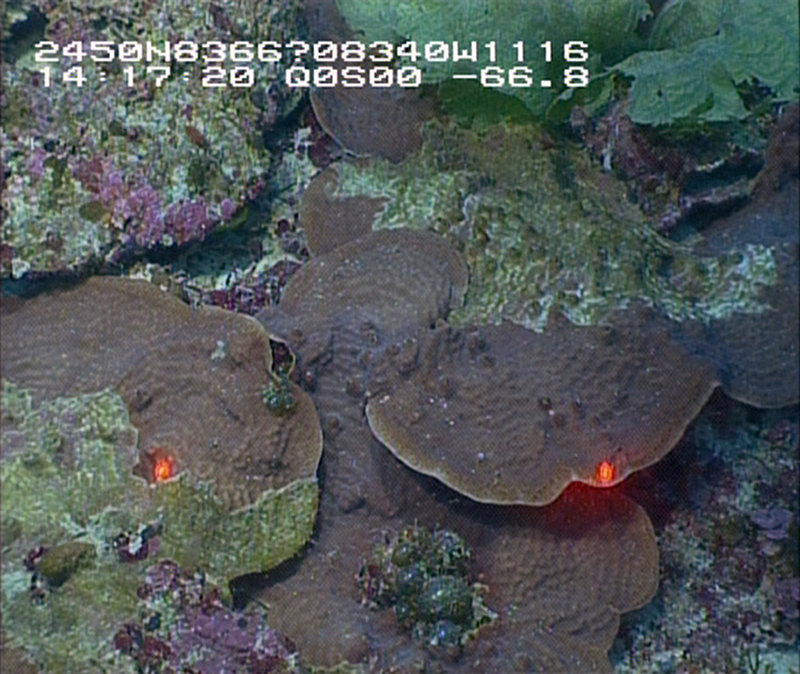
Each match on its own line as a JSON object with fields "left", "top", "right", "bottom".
{"left": 1, "top": 381, "right": 318, "bottom": 672}
{"left": 333, "top": 121, "right": 777, "bottom": 330}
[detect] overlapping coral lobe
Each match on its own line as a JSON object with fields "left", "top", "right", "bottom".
{"left": 258, "top": 228, "right": 468, "bottom": 515}
{"left": 666, "top": 105, "right": 799, "bottom": 409}
{"left": 253, "top": 229, "right": 660, "bottom": 671}
{"left": 253, "top": 420, "right": 659, "bottom": 671}
{"left": 304, "top": 0, "right": 437, "bottom": 164}
{"left": 259, "top": 227, "right": 468, "bottom": 365}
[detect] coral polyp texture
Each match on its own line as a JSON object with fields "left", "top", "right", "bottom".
{"left": 2, "top": 0, "right": 797, "bottom": 666}
{"left": 1, "top": 277, "right": 322, "bottom": 542}
{"left": 366, "top": 316, "right": 716, "bottom": 505}
{"left": 1, "top": 0, "right": 303, "bottom": 278}
{"left": 244, "top": 226, "right": 658, "bottom": 670}
{"left": 262, "top": 228, "right": 469, "bottom": 366}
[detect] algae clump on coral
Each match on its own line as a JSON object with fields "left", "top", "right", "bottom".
{"left": 331, "top": 121, "right": 777, "bottom": 330}
{"left": 1, "top": 381, "right": 318, "bottom": 671}
{"left": 358, "top": 524, "right": 495, "bottom": 652}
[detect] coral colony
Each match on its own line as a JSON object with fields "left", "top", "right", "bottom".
{"left": 1, "top": 0, "right": 798, "bottom": 672}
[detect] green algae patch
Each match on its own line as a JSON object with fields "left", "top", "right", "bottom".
{"left": 332, "top": 121, "right": 778, "bottom": 329}
{"left": 153, "top": 475, "right": 318, "bottom": 577}
{"left": 336, "top": 0, "right": 797, "bottom": 127}
{"left": 1, "top": 384, "right": 147, "bottom": 672}
{"left": 1, "top": 383, "right": 144, "bottom": 544}
{"left": 336, "top": 0, "right": 651, "bottom": 119}
{"left": 1, "top": 381, "right": 319, "bottom": 671}
{"left": 616, "top": 0, "right": 799, "bottom": 125}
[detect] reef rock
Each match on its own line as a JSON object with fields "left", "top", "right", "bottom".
{"left": 2, "top": 0, "right": 303, "bottom": 278}
{"left": 668, "top": 104, "right": 799, "bottom": 409}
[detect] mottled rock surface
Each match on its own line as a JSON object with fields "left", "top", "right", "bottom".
{"left": 2, "top": 0, "right": 303, "bottom": 277}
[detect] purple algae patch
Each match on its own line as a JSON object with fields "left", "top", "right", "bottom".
{"left": 117, "top": 560, "right": 298, "bottom": 672}
{"left": 750, "top": 506, "right": 793, "bottom": 540}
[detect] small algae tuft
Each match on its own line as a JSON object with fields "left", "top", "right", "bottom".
{"left": 263, "top": 369, "right": 297, "bottom": 415}
{"left": 35, "top": 541, "right": 96, "bottom": 587}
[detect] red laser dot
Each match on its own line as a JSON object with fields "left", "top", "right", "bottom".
{"left": 153, "top": 456, "right": 174, "bottom": 482}
{"left": 596, "top": 460, "right": 615, "bottom": 485}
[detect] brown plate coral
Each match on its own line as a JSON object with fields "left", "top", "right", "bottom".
{"left": 256, "top": 451, "right": 659, "bottom": 672}
{"left": 365, "top": 315, "right": 717, "bottom": 505}
{"left": 1, "top": 277, "right": 323, "bottom": 576}
{"left": 246, "top": 102, "right": 796, "bottom": 668}
{"left": 304, "top": 0, "right": 438, "bottom": 164}
{"left": 246, "top": 226, "right": 661, "bottom": 671}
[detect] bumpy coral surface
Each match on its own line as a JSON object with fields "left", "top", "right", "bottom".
{"left": 253, "top": 228, "right": 660, "bottom": 671}
{"left": 366, "top": 317, "right": 716, "bottom": 505}
{"left": 304, "top": 0, "right": 437, "bottom": 163}
{"left": 2, "top": 277, "right": 323, "bottom": 513}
